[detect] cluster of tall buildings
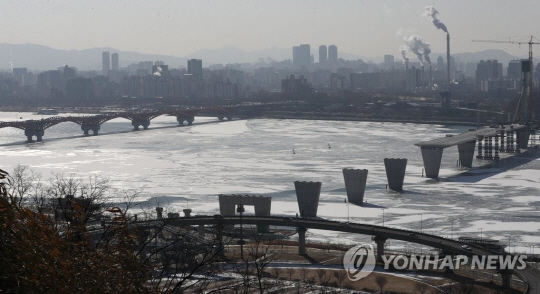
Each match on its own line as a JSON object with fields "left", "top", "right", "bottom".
{"left": 292, "top": 44, "right": 338, "bottom": 69}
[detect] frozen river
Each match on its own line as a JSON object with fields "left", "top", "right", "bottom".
{"left": 0, "top": 111, "right": 539, "bottom": 253}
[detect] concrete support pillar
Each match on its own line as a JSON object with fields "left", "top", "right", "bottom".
{"left": 82, "top": 125, "right": 90, "bottom": 135}
{"left": 483, "top": 137, "right": 491, "bottom": 159}
{"left": 218, "top": 116, "right": 224, "bottom": 121}
{"left": 226, "top": 116, "right": 232, "bottom": 121}
{"left": 297, "top": 227, "right": 307, "bottom": 255}
{"left": 91, "top": 126, "right": 100, "bottom": 135}
{"left": 494, "top": 135, "right": 499, "bottom": 159}
{"left": 176, "top": 116, "right": 185, "bottom": 126}
{"left": 372, "top": 236, "right": 387, "bottom": 262}
{"left": 476, "top": 136, "right": 483, "bottom": 159}
{"left": 186, "top": 117, "right": 194, "bottom": 126}
{"left": 132, "top": 119, "right": 150, "bottom": 130}
{"left": 499, "top": 131, "right": 505, "bottom": 152}
{"left": 507, "top": 131, "right": 514, "bottom": 152}
{"left": 517, "top": 129, "right": 530, "bottom": 149}
{"left": 156, "top": 207, "right": 163, "bottom": 219}
{"left": 294, "top": 181, "right": 322, "bottom": 217}
{"left": 342, "top": 168, "right": 368, "bottom": 203}
{"left": 384, "top": 158, "right": 407, "bottom": 192}
{"left": 24, "top": 129, "right": 44, "bottom": 143}
{"left": 420, "top": 147, "right": 444, "bottom": 179}
{"left": 254, "top": 197, "right": 271, "bottom": 233}
{"left": 457, "top": 141, "right": 476, "bottom": 168}
{"left": 183, "top": 208, "right": 192, "bottom": 217}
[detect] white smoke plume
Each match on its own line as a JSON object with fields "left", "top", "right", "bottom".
{"left": 399, "top": 46, "right": 409, "bottom": 64}
{"left": 424, "top": 6, "right": 448, "bottom": 33}
{"left": 153, "top": 65, "right": 162, "bottom": 76}
{"left": 404, "top": 35, "right": 431, "bottom": 65}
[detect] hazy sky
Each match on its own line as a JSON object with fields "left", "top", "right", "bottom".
{"left": 1, "top": 0, "right": 539, "bottom": 59}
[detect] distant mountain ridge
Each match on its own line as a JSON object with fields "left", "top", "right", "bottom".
{"left": 0, "top": 43, "right": 530, "bottom": 71}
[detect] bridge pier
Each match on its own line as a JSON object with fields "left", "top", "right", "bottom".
{"left": 24, "top": 129, "right": 44, "bottom": 142}
{"left": 132, "top": 119, "right": 150, "bottom": 130}
{"left": 420, "top": 147, "right": 444, "bottom": 179}
{"left": 294, "top": 181, "right": 322, "bottom": 217}
{"left": 342, "top": 168, "right": 368, "bottom": 204}
{"left": 176, "top": 116, "right": 185, "bottom": 126}
{"left": 297, "top": 227, "right": 307, "bottom": 255}
{"left": 186, "top": 117, "right": 194, "bottom": 126}
{"left": 372, "top": 236, "right": 387, "bottom": 262}
{"left": 458, "top": 140, "right": 476, "bottom": 167}
{"left": 517, "top": 129, "right": 530, "bottom": 149}
{"left": 218, "top": 116, "right": 224, "bottom": 121}
{"left": 81, "top": 125, "right": 100, "bottom": 136}
{"left": 384, "top": 158, "right": 407, "bottom": 192}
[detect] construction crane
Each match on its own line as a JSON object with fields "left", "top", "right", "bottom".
{"left": 472, "top": 36, "right": 540, "bottom": 122}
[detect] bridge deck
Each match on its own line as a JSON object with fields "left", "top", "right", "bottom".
{"left": 415, "top": 124, "right": 526, "bottom": 149}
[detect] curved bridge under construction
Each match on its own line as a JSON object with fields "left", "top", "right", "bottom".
{"left": 141, "top": 215, "right": 538, "bottom": 292}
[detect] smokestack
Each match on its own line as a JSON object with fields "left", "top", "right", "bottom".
{"left": 447, "top": 33, "right": 450, "bottom": 88}
{"left": 429, "top": 64, "right": 432, "bottom": 88}
{"left": 446, "top": 33, "right": 451, "bottom": 109}
{"left": 422, "top": 65, "right": 425, "bottom": 88}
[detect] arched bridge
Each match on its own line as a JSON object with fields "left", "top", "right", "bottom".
{"left": 0, "top": 106, "right": 239, "bottom": 142}
{"left": 144, "top": 215, "right": 537, "bottom": 292}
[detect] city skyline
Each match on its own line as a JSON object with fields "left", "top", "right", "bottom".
{"left": 0, "top": 0, "right": 539, "bottom": 60}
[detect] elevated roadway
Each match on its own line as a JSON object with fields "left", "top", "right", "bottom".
{"left": 415, "top": 124, "right": 533, "bottom": 178}
{"left": 139, "top": 215, "right": 536, "bottom": 292}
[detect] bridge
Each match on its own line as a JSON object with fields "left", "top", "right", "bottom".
{"left": 139, "top": 215, "right": 538, "bottom": 292}
{"left": 0, "top": 106, "right": 241, "bottom": 142}
{"left": 415, "top": 124, "right": 536, "bottom": 178}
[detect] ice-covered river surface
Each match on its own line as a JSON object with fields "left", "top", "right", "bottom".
{"left": 1, "top": 112, "right": 539, "bottom": 253}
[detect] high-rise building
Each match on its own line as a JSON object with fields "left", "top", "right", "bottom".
{"left": 384, "top": 55, "right": 394, "bottom": 69}
{"left": 475, "top": 60, "right": 502, "bottom": 87}
{"left": 319, "top": 45, "right": 327, "bottom": 64}
{"left": 111, "top": 53, "right": 119, "bottom": 71}
{"left": 328, "top": 45, "right": 338, "bottom": 64}
{"left": 292, "top": 44, "right": 311, "bottom": 68}
{"left": 102, "top": 51, "right": 110, "bottom": 75}
{"left": 507, "top": 59, "right": 524, "bottom": 79}
{"left": 188, "top": 59, "right": 203, "bottom": 78}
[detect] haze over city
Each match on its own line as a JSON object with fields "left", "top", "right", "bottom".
{"left": 0, "top": 0, "right": 539, "bottom": 61}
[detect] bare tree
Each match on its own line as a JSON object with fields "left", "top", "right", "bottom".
{"left": 299, "top": 267, "right": 309, "bottom": 282}
{"left": 285, "top": 267, "right": 295, "bottom": 280}
{"left": 333, "top": 270, "right": 347, "bottom": 288}
{"left": 375, "top": 275, "right": 389, "bottom": 293}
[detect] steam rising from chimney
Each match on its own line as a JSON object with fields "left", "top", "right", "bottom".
{"left": 404, "top": 35, "right": 431, "bottom": 65}
{"left": 153, "top": 65, "right": 162, "bottom": 76}
{"left": 399, "top": 45, "right": 409, "bottom": 65}
{"left": 424, "top": 6, "right": 448, "bottom": 33}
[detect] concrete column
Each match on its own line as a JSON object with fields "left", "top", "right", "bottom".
{"left": 176, "top": 116, "right": 185, "bottom": 125}
{"left": 476, "top": 136, "right": 483, "bottom": 159}
{"left": 82, "top": 125, "right": 91, "bottom": 135}
{"left": 226, "top": 116, "right": 233, "bottom": 121}
{"left": 342, "top": 168, "right": 368, "bottom": 203}
{"left": 186, "top": 117, "right": 194, "bottom": 125}
{"left": 183, "top": 208, "right": 192, "bottom": 217}
{"left": 91, "top": 126, "right": 100, "bottom": 136}
{"left": 294, "top": 181, "right": 322, "bottom": 217}
{"left": 499, "top": 131, "right": 505, "bottom": 152}
{"left": 372, "top": 236, "right": 387, "bottom": 262}
{"left": 494, "top": 135, "right": 499, "bottom": 159}
{"left": 457, "top": 141, "right": 476, "bottom": 168}
{"left": 156, "top": 207, "right": 163, "bottom": 219}
{"left": 218, "top": 116, "right": 224, "bottom": 121}
{"left": 141, "top": 120, "right": 150, "bottom": 130}
{"left": 420, "top": 147, "right": 444, "bottom": 179}
{"left": 383, "top": 158, "right": 407, "bottom": 192}
{"left": 297, "top": 227, "right": 307, "bottom": 255}
{"left": 517, "top": 129, "right": 530, "bottom": 149}
{"left": 254, "top": 197, "right": 271, "bottom": 233}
